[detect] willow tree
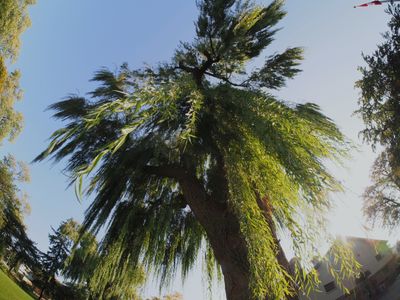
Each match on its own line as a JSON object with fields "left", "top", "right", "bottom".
{"left": 356, "top": 5, "right": 400, "bottom": 228}
{"left": 63, "top": 220, "right": 145, "bottom": 299}
{"left": 37, "top": 0, "right": 358, "bottom": 299}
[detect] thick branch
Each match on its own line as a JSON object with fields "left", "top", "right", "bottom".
{"left": 382, "top": 196, "right": 400, "bottom": 208}
{"left": 203, "top": 71, "right": 247, "bottom": 87}
{"left": 177, "top": 52, "right": 221, "bottom": 88}
{"left": 143, "top": 165, "right": 188, "bottom": 180}
{"left": 177, "top": 62, "right": 196, "bottom": 74}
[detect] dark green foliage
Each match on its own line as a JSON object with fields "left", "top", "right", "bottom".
{"left": 42, "top": 219, "right": 79, "bottom": 278}
{"left": 37, "top": 1, "right": 359, "bottom": 298}
{"left": 50, "top": 282, "right": 87, "bottom": 300}
{"left": 62, "top": 220, "right": 145, "bottom": 299}
{"left": 0, "top": 156, "right": 37, "bottom": 272}
{"left": 62, "top": 230, "right": 98, "bottom": 285}
{"left": 36, "top": 219, "right": 81, "bottom": 299}
{"left": 355, "top": 5, "right": 400, "bottom": 228}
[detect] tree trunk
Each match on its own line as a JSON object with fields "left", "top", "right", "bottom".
{"left": 149, "top": 165, "right": 298, "bottom": 299}
{"left": 180, "top": 177, "right": 252, "bottom": 300}
{"left": 179, "top": 176, "right": 298, "bottom": 300}
{"left": 38, "top": 287, "right": 45, "bottom": 300}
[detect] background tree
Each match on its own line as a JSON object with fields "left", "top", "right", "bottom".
{"left": 37, "top": 0, "right": 359, "bottom": 299}
{"left": 355, "top": 5, "right": 400, "bottom": 228}
{"left": 0, "top": 0, "right": 35, "bottom": 142}
{"left": 39, "top": 218, "right": 80, "bottom": 299}
{"left": 0, "top": 0, "right": 37, "bottom": 278}
{"left": 63, "top": 222, "right": 145, "bottom": 299}
{"left": 0, "top": 155, "right": 37, "bottom": 273}
{"left": 62, "top": 229, "right": 99, "bottom": 290}
{"left": 43, "top": 219, "right": 79, "bottom": 278}
{"left": 85, "top": 250, "right": 144, "bottom": 300}
{"left": 0, "top": 0, "right": 35, "bottom": 259}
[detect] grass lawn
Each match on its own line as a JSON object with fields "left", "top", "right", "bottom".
{"left": 0, "top": 270, "right": 34, "bottom": 300}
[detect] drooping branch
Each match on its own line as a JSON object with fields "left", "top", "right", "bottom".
{"left": 253, "top": 189, "right": 299, "bottom": 300}
{"left": 203, "top": 70, "right": 247, "bottom": 87}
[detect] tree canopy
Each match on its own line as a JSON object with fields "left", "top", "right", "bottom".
{"left": 62, "top": 220, "right": 145, "bottom": 299}
{"left": 0, "top": 3, "right": 39, "bottom": 295}
{"left": 0, "top": 2, "right": 38, "bottom": 289}
{"left": 0, "top": 155, "right": 37, "bottom": 273}
{"left": 0, "top": 0, "right": 34, "bottom": 61}
{"left": 0, "top": 0, "right": 35, "bottom": 142}
{"left": 43, "top": 219, "right": 80, "bottom": 279}
{"left": 37, "top": 0, "right": 359, "bottom": 299}
{"left": 356, "top": 5, "right": 400, "bottom": 229}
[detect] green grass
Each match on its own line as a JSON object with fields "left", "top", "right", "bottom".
{"left": 0, "top": 270, "right": 34, "bottom": 300}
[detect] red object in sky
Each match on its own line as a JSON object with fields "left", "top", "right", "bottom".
{"left": 354, "top": 0, "right": 398, "bottom": 8}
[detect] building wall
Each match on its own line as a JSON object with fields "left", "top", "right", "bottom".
{"left": 299, "top": 237, "right": 395, "bottom": 300}
{"left": 351, "top": 238, "right": 392, "bottom": 277}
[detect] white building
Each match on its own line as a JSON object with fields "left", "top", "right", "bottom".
{"left": 17, "top": 264, "right": 34, "bottom": 286}
{"left": 299, "top": 236, "right": 398, "bottom": 300}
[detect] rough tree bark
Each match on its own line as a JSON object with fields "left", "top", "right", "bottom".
{"left": 179, "top": 172, "right": 298, "bottom": 300}
{"left": 146, "top": 165, "right": 253, "bottom": 299}
{"left": 180, "top": 175, "right": 252, "bottom": 300}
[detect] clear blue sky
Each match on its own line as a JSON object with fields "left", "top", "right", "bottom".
{"left": 3, "top": 0, "right": 395, "bottom": 298}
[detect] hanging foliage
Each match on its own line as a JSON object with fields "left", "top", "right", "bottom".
{"left": 37, "top": 1, "right": 359, "bottom": 299}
